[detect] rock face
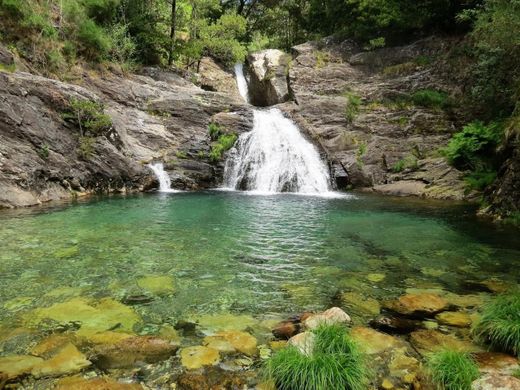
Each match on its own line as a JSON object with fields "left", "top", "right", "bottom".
{"left": 0, "top": 50, "right": 252, "bottom": 208}
{"left": 282, "top": 36, "right": 472, "bottom": 199}
{"left": 248, "top": 49, "right": 291, "bottom": 106}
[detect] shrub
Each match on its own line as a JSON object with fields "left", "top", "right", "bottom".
{"left": 208, "top": 123, "right": 223, "bottom": 141}
{"left": 78, "top": 136, "right": 95, "bottom": 159}
{"left": 443, "top": 121, "right": 503, "bottom": 171}
{"left": 473, "top": 291, "right": 520, "bottom": 356}
{"left": 344, "top": 91, "right": 362, "bottom": 123}
{"left": 427, "top": 349, "right": 480, "bottom": 390}
{"left": 64, "top": 98, "right": 112, "bottom": 137}
{"left": 464, "top": 170, "right": 497, "bottom": 191}
{"left": 265, "top": 324, "right": 368, "bottom": 390}
{"left": 209, "top": 133, "right": 238, "bottom": 162}
{"left": 392, "top": 155, "right": 419, "bottom": 173}
{"left": 411, "top": 89, "right": 450, "bottom": 109}
{"left": 76, "top": 19, "right": 111, "bottom": 60}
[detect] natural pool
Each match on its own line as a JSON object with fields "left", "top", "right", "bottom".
{"left": 0, "top": 191, "right": 519, "bottom": 385}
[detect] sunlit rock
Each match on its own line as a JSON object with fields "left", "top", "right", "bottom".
{"left": 0, "top": 355, "right": 43, "bottom": 380}
{"left": 303, "top": 307, "right": 351, "bottom": 329}
{"left": 31, "top": 343, "right": 91, "bottom": 378}
{"left": 288, "top": 331, "right": 315, "bottom": 356}
{"left": 383, "top": 293, "right": 449, "bottom": 317}
{"left": 180, "top": 346, "right": 220, "bottom": 370}
{"left": 207, "top": 330, "right": 258, "bottom": 356}
{"left": 351, "top": 327, "right": 407, "bottom": 355}
{"left": 341, "top": 291, "right": 381, "bottom": 316}
{"left": 409, "top": 329, "right": 482, "bottom": 356}
{"left": 474, "top": 352, "right": 520, "bottom": 376}
{"left": 435, "top": 311, "right": 472, "bottom": 327}
{"left": 472, "top": 374, "right": 520, "bottom": 390}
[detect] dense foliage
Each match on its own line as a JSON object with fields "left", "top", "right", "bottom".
{"left": 427, "top": 349, "right": 480, "bottom": 390}
{"left": 265, "top": 324, "right": 368, "bottom": 390}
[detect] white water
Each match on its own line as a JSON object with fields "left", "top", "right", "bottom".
{"left": 148, "top": 163, "right": 178, "bottom": 193}
{"left": 234, "top": 63, "right": 249, "bottom": 102}
{"left": 224, "top": 64, "right": 332, "bottom": 194}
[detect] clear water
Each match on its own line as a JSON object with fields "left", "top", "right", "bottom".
{"left": 0, "top": 192, "right": 519, "bottom": 335}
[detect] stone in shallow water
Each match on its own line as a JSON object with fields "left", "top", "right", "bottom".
{"left": 341, "top": 292, "right": 381, "bottom": 316}
{"left": 369, "top": 315, "right": 422, "bottom": 334}
{"left": 409, "top": 329, "right": 481, "bottom": 356}
{"left": 31, "top": 334, "right": 74, "bottom": 357}
{"left": 76, "top": 330, "right": 134, "bottom": 345}
{"left": 93, "top": 336, "right": 179, "bottom": 369}
{"left": 204, "top": 330, "right": 257, "bottom": 356}
{"left": 474, "top": 352, "right": 520, "bottom": 376}
{"left": 26, "top": 297, "right": 140, "bottom": 333}
{"left": 271, "top": 320, "right": 299, "bottom": 339}
{"left": 303, "top": 307, "right": 351, "bottom": 329}
{"left": 31, "top": 343, "right": 91, "bottom": 378}
{"left": 383, "top": 293, "right": 449, "bottom": 317}
{"left": 0, "top": 355, "right": 44, "bottom": 379}
{"left": 193, "top": 313, "right": 257, "bottom": 332}
{"left": 3, "top": 296, "right": 34, "bottom": 311}
{"left": 136, "top": 275, "right": 175, "bottom": 295}
{"left": 351, "top": 327, "right": 407, "bottom": 355}
{"left": 435, "top": 311, "right": 472, "bottom": 327}
{"left": 56, "top": 376, "right": 143, "bottom": 389}
{"left": 180, "top": 346, "right": 220, "bottom": 370}
{"left": 472, "top": 374, "right": 520, "bottom": 390}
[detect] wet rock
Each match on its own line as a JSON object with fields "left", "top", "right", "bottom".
{"left": 31, "top": 343, "right": 91, "bottom": 378}
{"left": 180, "top": 346, "right": 220, "bottom": 370}
{"left": 136, "top": 275, "right": 175, "bottom": 295}
{"left": 466, "top": 279, "right": 513, "bottom": 294}
{"left": 288, "top": 332, "right": 316, "bottom": 356}
{"left": 341, "top": 292, "right": 381, "bottom": 316}
{"left": 176, "top": 366, "right": 249, "bottom": 390}
{"left": 248, "top": 49, "right": 291, "bottom": 106}
{"left": 303, "top": 307, "right": 351, "bottom": 329}
{"left": 56, "top": 376, "right": 143, "bottom": 390}
{"left": 77, "top": 330, "right": 134, "bottom": 345}
{"left": 203, "top": 330, "right": 257, "bottom": 356}
{"left": 435, "top": 311, "right": 472, "bottom": 328}
{"left": 383, "top": 293, "right": 450, "bottom": 318}
{"left": 0, "top": 355, "right": 44, "bottom": 380}
{"left": 31, "top": 334, "right": 75, "bottom": 357}
{"left": 121, "top": 294, "right": 154, "bottom": 305}
{"left": 192, "top": 313, "right": 257, "bottom": 332}
{"left": 474, "top": 352, "right": 520, "bottom": 376}
{"left": 269, "top": 340, "right": 287, "bottom": 351}
{"left": 93, "top": 336, "right": 178, "bottom": 369}
{"left": 369, "top": 315, "right": 422, "bottom": 334}
{"left": 388, "top": 349, "right": 421, "bottom": 383}
{"left": 409, "top": 329, "right": 481, "bottom": 356}
{"left": 351, "top": 327, "right": 407, "bottom": 354}
{"left": 272, "top": 320, "right": 299, "bottom": 339}
{"left": 198, "top": 57, "right": 241, "bottom": 98}
{"left": 472, "top": 374, "right": 520, "bottom": 390}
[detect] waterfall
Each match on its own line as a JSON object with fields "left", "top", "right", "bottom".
{"left": 148, "top": 163, "right": 177, "bottom": 193}
{"left": 224, "top": 64, "right": 332, "bottom": 194}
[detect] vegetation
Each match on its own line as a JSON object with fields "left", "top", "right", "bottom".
{"left": 208, "top": 122, "right": 223, "bottom": 140}
{"left": 392, "top": 155, "right": 419, "bottom": 173}
{"left": 344, "top": 91, "right": 362, "bottom": 123}
{"left": 411, "top": 89, "right": 451, "bottom": 109}
{"left": 63, "top": 98, "right": 113, "bottom": 137}
{"left": 426, "top": 349, "right": 480, "bottom": 390}
{"left": 473, "top": 291, "right": 520, "bottom": 356}
{"left": 78, "top": 136, "right": 95, "bottom": 159}
{"left": 265, "top": 324, "right": 368, "bottom": 390}
{"left": 209, "top": 133, "right": 237, "bottom": 162}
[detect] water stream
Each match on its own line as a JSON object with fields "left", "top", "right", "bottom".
{"left": 148, "top": 162, "right": 177, "bottom": 193}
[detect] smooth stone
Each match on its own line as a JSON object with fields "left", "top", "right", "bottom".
{"left": 436, "top": 311, "right": 472, "bottom": 327}
{"left": 351, "top": 327, "right": 407, "bottom": 355}
{"left": 341, "top": 292, "right": 381, "bottom": 316}
{"left": 0, "top": 355, "right": 44, "bottom": 379}
{"left": 383, "top": 293, "right": 449, "bottom": 317}
{"left": 56, "top": 376, "right": 143, "bottom": 389}
{"left": 31, "top": 343, "right": 91, "bottom": 378}
{"left": 367, "top": 273, "right": 386, "bottom": 283}
{"left": 303, "top": 307, "right": 351, "bottom": 329}
{"left": 193, "top": 313, "right": 257, "bottom": 332}
{"left": 205, "top": 330, "right": 257, "bottom": 356}
{"left": 27, "top": 297, "right": 140, "bottom": 333}
{"left": 472, "top": 374, "right": 520, "bottom": 390}
{"left": 272, "top": 320, "right": 299, "bottom": 339}
{"left": 369, "top": 315, "right": 422, "bottom": 334}
{"left": 410, "top": 329, "right": 481, "bottom": 356}
{"left": 136, "top": 275, "right": 175, "bottom": 295}
{"left": 474, "top": 352, "right": 520, "bottom": 376}
{"left": 180, "top": 346, "right": 220, "bottom": 370}
{"left": 93, "top": 336, "right": 178, "bottom": 369}
{"left": 288, "top": 332, "right": 315, "bottom": 356}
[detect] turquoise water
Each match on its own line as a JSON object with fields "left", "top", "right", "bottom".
{"left": 0, "top": 191, "right": 519, "bottom": 334}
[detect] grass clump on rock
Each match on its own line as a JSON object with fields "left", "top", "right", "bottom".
{"left": 264, "top": 324, "right": 368, "bottom": 390}
{"left": 473, "top": 291, "right": 520, "bottom": 356}
{"left": 427, "top": 349, "right": 479, "bottom": 390}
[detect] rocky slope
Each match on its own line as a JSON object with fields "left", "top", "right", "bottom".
{"left": 0, "top": 51, "right": 252, "bottom": 208}
{"left": 248, "top": 38, "right": 474, "bottom": 200}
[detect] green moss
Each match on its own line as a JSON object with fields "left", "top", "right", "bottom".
{"left": 209, "top": 133, "right": 238, "bottom": 162}
{"left": 0, "top": 62, "right": 16, "bottom": 73}
{"left": 411, "top": 89, "right": 451, "bottom": 109}
{"left": 473, "top": 291, "right": 520, "bottom": 356}
{"left": 426, "top": 349, "right": 480, "bottom": 390}
{"left": 344, "top": 91, "right": 362, "bottom": 123}
{"left": 175, "top": 150, "right": 187, "bottom": 159}
{"left": 264, "top": 324, "right": 368, "bottom": 390}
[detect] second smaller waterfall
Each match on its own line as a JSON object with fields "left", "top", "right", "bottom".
{"left": 149, "top": 163, "right": 177, "bottom": 193}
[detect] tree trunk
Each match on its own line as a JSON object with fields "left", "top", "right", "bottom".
{"left": 168, "top": 0, "right": 177, "bottom": 66}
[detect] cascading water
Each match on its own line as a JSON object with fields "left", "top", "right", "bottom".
{"left": 148, "top": 163, "right": 177, "bottom": 193}
{"left": 224, "top": 64, "right": 332, "bottom": 194}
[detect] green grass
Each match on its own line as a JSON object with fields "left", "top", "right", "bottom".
{"left": 0, "top": 62, "right": 16, "bottom": 73}
{"left": 392, "top": 155, "right": 419, "bottom": 173}
{"left": 208, "top": 122, "right": 222, "bottom": 140}
{"left": 344, "top": 91, "right": 362, "bottom": 123}
{"left": 209, "top": 133, "right": 238, "bottom": 162}
{"left": 264, "top": 324, "right": 368, "bottom": 390}
{"left": 427, "top": 349, "right": 480, "bottom": 390}
{"left": 411, "top": 89, "right": 451, "bottom": 109}
{"left": 513, "top": 368, "right": 520, "bottom": 379}
{"left": 473, "top": 291, "right": 520, "bottom": 356}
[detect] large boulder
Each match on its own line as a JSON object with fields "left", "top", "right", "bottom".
{"left": 248, "top": 49, "right": 291, "bottom": 106}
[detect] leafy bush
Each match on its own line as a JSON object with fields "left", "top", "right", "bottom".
{"left": 208, "top": 123, "right": 223, "bottom": 141}
{"left": 64, "top": 98, "right": 113, "bottom": 137}
{"left": 78, "top": 136, "right": 95, "bottom": 159}
{"left": 473, "top": 291, "right": 520, "bottom": 356}
{"left": 344, "top": 91, "right": 362, "bottom": 123}
{"left": 464, "top": 170, "right": 497, "bottom": 191}
{"left": 392, "top": 155, "right": 419, "bottom": 173}
{"left": 265, "top": 324, "right": 368, "bottom": 390}
{"left": 76, "top": 19, "right": 111, "bottom": 60}
{"left": 427, "top": 349, "right": 480, "bottom": 390}
{"left": 209, "top": 133, "right": 238, "bottom": 162}
{"left": 411, "top": 89, "right": 450, "bottom": 109}
{"left": 443, "top": 121, "right": 503, "bottom": 171}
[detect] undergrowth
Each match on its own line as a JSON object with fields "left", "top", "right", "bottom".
{"left": 209, "top": 133, "right": 237, "bottom": 162}
{"left": 426, "top": 349, "right": 479, "bottom": 390}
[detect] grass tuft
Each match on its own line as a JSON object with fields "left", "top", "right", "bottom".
{"left": 427, "top": 349, "right": 480, "bottom": 390}
{"left": 264, "top": 324, "right": 368, "bottom": 390}
{"left": 473, "top": 291, "right": 520, "bottom": 356}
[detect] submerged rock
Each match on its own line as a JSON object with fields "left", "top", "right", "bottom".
{"left": 351, "top": 327, "right": 407, "bottom": 355}
{"left": 203, "top": 330, "right": 257, "bottom": 356}
{"left": 180, "top": 346, "right": 220, "bottom": 370}
{"left": 31, "top": 343, "right": 91, "bottom": 378}
{"left": 383, "top": 293, "right": 450, "bottom": 317}
{"left": 56, "top": 376, "right": 143, "bottom": 390}
{"left": 341, "top": 291, "right": 381, "bottom": 316}
{"left": 409, "top": 329, "right": 481, "bottom": 356}
{"left": 369, "top": 315, "right": 422, "bottom": 334}
{"left": 92, "top": 336, "right": 179, "bottom": 369}
{"left": 0, "top": 355, "right": 44, "bottom": 380}
{"left": 435, "top": 311, "right": 472, "bottom": 328}
{"left": 192, "top": 313, "right": 257, "bottom": 332}
{"left": 136, "top": 275, "right": 175, "bottom": 296}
